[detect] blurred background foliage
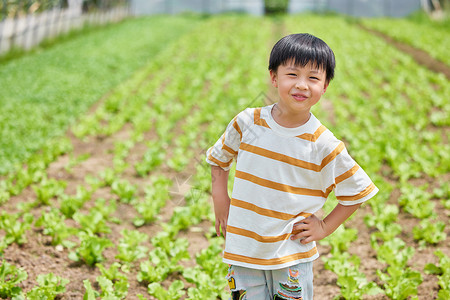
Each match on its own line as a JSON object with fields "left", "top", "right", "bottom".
{"left": 0, "top": 0, "right": 128, "bottom": 19}
{"left": 265, "top": 0, "right": 288, "bottom": 14}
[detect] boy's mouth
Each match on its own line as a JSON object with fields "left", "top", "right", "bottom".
{"left": 291, "top": 93, "right": 308, "bottom": 101}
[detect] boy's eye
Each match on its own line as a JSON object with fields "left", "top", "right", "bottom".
{"left": 310, "top": 76, "right": 319, "bottom": 80}
{"left": 287, "top": 73, "right": 297, "bottom": 76}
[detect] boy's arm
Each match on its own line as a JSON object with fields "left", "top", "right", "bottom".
{"left": 291, "top": 203, "right": 361, "bottom": 244}
{"left": 211, "top": 165, "right": 231, "bottom": 237}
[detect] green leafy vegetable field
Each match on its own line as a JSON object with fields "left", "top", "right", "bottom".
{"left": 0, "top": 13, "right": 448, "bottom": 299}
{"left": 0, "top": 16, "right": 200, "bottom": 175}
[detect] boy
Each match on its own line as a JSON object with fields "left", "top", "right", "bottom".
{"left": 206, "top": 33, "right": 378, "bottom": 300}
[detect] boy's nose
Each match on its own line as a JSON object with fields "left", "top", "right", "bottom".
{"left": 295, "top": 80, "right": 308, "bottom": 90}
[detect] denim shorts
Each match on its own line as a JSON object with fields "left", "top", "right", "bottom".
{"left": 226, "top": 262, "right": 314, "bottom": 300}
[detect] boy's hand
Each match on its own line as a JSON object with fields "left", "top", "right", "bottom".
{"left": 213, "top": 194, "right": 231, "bottom": 237}
{"left": 211, "top": 166, "right": 231, "bottom": 238}
{"left": 291, "top": 214, "right": 329, "bottom": 244}
{"left": 290, "top": 203, "right": 362, "bottom": 244}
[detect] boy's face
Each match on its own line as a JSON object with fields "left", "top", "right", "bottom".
{"left": 270, "top": 60, "right": 328, "bottom": 118}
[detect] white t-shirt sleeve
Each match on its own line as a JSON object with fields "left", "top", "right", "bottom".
{"left": 320, "top": 135, "right": 378, "bottom": 206}
{"left": 206, "top": 110, "right": 250, "bottom": 171}
{"left": 332, "top": 147, "right": 378, "bottom": 205}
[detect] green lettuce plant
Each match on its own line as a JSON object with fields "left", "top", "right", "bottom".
{"left": 148, "top": 280, "right": 185, "bottom": 300}
{"left": 96, "top": 262, "right": 128, "bottom": 283}
{"left": 133, "top": 176, "right": 172, "bottom": 226}
{"left": 115, "top": 229, "right": 149, "bottom": 264}
{"left": 134, "top": 145, "right": 165, "bottom": 177}
{"left": 73, "top": 211, "right": 111, "bottom": 235}
{"left": 0, "top": 212, "right": 33, "bottom": 246}
{"left": 111, "top": 179, "right": 137, "bottom": 204}
{"left": 425, "top": 250, "right": 450, "bottom": 299}
{"left": 26, "top": 273, "right": 69, "bottom": 300}
{"left": 33, "top": 177, "right": 67, "bottom": 206}
{"left": 413, "top": 219, "right": 446, "bottom": 245}
{"left": 59, "top": 185, "right": 93, "bottom": 218}
{"left": 35, "top": 208, "right": 76, "bottom": 247}
{"left": 0, "top": 261, "right": 27, "bottom": 299}
{"left": 377, "top": 266, "right": 422, "bottom": 300}
{"left": 69, "top": 232, "right": 113, "bottom": 266}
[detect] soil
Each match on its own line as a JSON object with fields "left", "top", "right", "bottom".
{"left": 1, "top": 24, "right": 449, "bottom": 300}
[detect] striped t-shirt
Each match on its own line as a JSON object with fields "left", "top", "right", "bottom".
{"left": 206, "top": 104, "right": 378, "bottom": 270}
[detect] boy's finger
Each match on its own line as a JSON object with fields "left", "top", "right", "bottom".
{"left": 293, "top": 224, "right": 309, "bottom": 234}
{"left": 221, "top": 224, "right": 227, "bottom": 237}
{"left": 290, "top": 230, "right": 307, "bottom": 240}
{"left": 294, "top": 217, "right": 311, "bottom": 227}
{"left": 300, "top": 236, "right": 313, "bottom": 244}
{"left": 215, "top": 223, "right": 221, "bottom": 236}
{"left": 302, "top": 216, "right": 313, "bottom": 223}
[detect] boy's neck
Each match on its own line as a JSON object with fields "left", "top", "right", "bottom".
{"left": 271, "top": 103, "right": 311, "bottom": 128}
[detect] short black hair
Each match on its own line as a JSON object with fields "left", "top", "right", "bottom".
{"left": 268, "top": 33, "right": 335, "bottom": 83}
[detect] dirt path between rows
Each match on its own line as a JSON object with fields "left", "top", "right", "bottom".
{"left": 360, "top": 24, "right": 450, "bottom": 80}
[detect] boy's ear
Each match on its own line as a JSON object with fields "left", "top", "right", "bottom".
{"left": 270, "top": 70, "right": 278, "bottom": 88}
{"left": 323, "top": 81, "right": 329, "bottom": 94}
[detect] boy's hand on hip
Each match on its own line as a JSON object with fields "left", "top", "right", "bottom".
{"left": 291, "top": 203, "right": 361, "bottom": 244}
{"left": 291, "top": 214, "right": 328, "bottom": 244}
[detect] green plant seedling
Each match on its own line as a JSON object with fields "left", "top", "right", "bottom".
{"left": 0, "top": 260, "right": 27, "bottom": 299}
{"left": 35, "top": 208, "right": 77, "bottom": 247}
{"left": 0, "top": 212, "right": 33, "bottom": 246}
{"left": 26, "top": 273, "right": 69, "bottom": 300}
{"left": 148, "top": 280, "right": 185, "bottom": 300}
{"left": 115, "top": 229, "right": 149, "bottom": 264}
{"left": 69, "top": 232, "right": 113, "bottom": 266}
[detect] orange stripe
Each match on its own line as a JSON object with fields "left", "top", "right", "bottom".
{"left": 220, "top": 133, "right": 238, "bottom": 156}
{"left": 222, "top": 144, "right": 238, "bottom": 156}
{"left": 296, "top": 125, "right": 327, "bottom": 142}
{"left": 254, "top": 108, "right": 262, "bottom": 123}
{"left": 235, "top": 170, "right": 326, "bottom": 197}
{"left": 254, "top": 108, "right": 270, "bottom": 128}
{"left": 232, "top": 118, "right": 242, "bottom": 140}
{"left": 337, "top": 183, "right": 376, "bottom": 201}
{"left": 231, "top": 198, "right": 311, "bottom": 221}
{"left": 324, "top": 164, "right": 360, "bottom": 197}
{"left": 240, "top": 143, "right": 321, "bottom": 171}
{"left": 321, "top": 142, "right": 345, "bottom": 169}
{"left": 207, "top": 154, "right": 233, "bottom": 168}
{"left": 227, "top": 225, "right": 292, "bottom": 243}
{"left": 223, "top": 247, "right": 318, "bottom": 266}
{"left": 336, "top": 164, "right": 360, "bottom": 184}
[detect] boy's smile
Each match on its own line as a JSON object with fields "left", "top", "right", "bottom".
{"left": 270, "top": 61, "right": 328, "bottom": 127}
